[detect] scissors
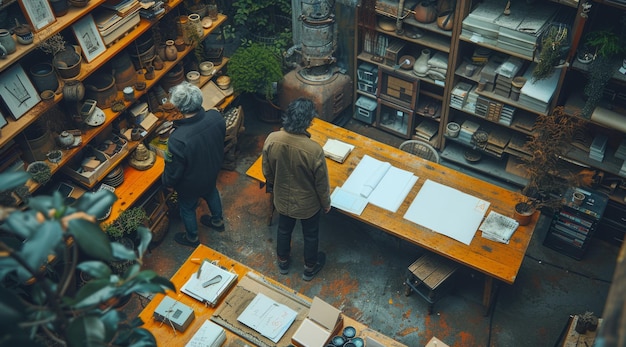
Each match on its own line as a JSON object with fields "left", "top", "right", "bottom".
{"left": 202, "top": 274, "right": 222, "bottom": 288}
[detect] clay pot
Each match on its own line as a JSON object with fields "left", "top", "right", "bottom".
{"left": 436, "top": 10, "right": 454, "bottom": 31}
{"left": 53, "top": 47, "right": 82, "bottom": 79}
{"left": 514, "top": 202, "right": 535, "bottom": 226}
{"left": 0, "top": 29, "right": 16, "bottom": 55}
{"left": 164, "top": 40, "right": 178, "bottom": 61}
{"left": 57, "top": 131, "right": 75, "bottom": 148}
{"left": 30, "top": 63, "right": 59, "bottom": 93}
{"left": 13, "top": 24, "right": 33, "bottom": 45}
{"left": 414, "top": 0, "right": 437, "bottom": 24}
{"left": 49, "top": 0, "right": 70, "bottom": 17}
{"left": 62, "top": 79, "right": 85, "bottom": 101}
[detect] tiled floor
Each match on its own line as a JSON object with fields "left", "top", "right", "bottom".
{"left": 122, "top": 99, "right": 620, "bottom": 346}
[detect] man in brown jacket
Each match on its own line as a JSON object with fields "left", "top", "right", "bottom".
{"left": 262, "top": 98, "right": 331, "bottom": 281}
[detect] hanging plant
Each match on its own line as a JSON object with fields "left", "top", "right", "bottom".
{"left": 581, "top": 28, "right": 625, "bottom": 118}
{"left": 532, "top": 24, "right": 569, "bottom": 81}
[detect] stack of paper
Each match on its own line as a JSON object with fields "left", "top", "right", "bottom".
{"left": 589, "top": 134, "right": 608, "bottom": 162}
{"left": 330, "top": 155, "right": 418, "bottom": 214}
{"left": 181, "top": 259, "right": 238, "bottom": 306}
{"left": 615, "top": 138, "right": 626, "bottom": 160}
{"left": 479, "top": 211, "right": 519, "bottom": 244}
{"left": 237, "top": 293, "right": 297, "bottom": 343}
{"left": 323, "top": 139, "right": 355, "bottom": 163}
{"left": 186, "top": 320, "right": 226, "bottom": 347}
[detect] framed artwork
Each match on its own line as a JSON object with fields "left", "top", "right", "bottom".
{"left": 0, "top": 64, "right": 41, "bottom": 120}
{"left": 18, "top": 0, "right": 56, "bottom": 32}
{"left": 72, "top": 15, "right": 106, "bottom": 63}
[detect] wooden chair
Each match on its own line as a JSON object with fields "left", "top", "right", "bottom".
{"left": 399, "top": 140, "right": 440, "bottom": 163}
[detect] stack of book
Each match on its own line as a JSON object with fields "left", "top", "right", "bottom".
{"left": 463, "top": 86, "right": 479, "bottom": 114}
{"left": 494, "top": 57, "right": 524, "bottom": 98}
{"left": 323, "top": 139, "right": 355, "bottom": 163}
{"left": 450, "top": 82, "right": 473, "bottom": 109}
{"left": 479, "top": 60, "right": 499, "bottom": 92}
{"left": 459, "top": 120, "right": 480, "bottom": 145}
{"left": 479, "top": 211, "right": 519, "bottom": 244}
{"left": 615, "top": 138, "right": 626, "bottom": 160}
{"left": 499, "top": 104, "right": 516, "bottom": 126}
{"left": 506, "top": 133, "right": 532, "bottom": 159}
{"left": 619, "top": 161, "right": 626, "bottom": 177}
{"left": 138, "top": 0, "right": 165, "bottom": 19}
{"left": 518, "top": 64, "right": 561, "bottom": 113}
{"left": 414, "top": 120, "right": 439, "bottom": 141}
{"left": 485, "top": 128, "right": 511, "bottom": 158}
{"left": 94, "top": 1, "right": 141, "bottom": 46}
{"left": 461, "top": 0, "right": 503, "bottom": 45}
{"left": 471, "top": 47, "right": 492, "bottom": 65}
{"left": 589, "top": 134, "right": 608, "bottom": 162}
{"left": 511, "top": 112, "right": 536, "bottom": 132}
{"left": 495, "top": 2, "right": 558, "bottom": 58}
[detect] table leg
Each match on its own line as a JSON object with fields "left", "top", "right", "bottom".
{"left": 482, "top": 276, "right": 499, "bottom": 316}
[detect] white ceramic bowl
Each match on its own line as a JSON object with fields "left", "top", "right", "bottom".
{"left": 199, "top": 61, "right": 215, "bottom": 76}
{"left": 186, "top": 71, "right": 200, "bottom": 85}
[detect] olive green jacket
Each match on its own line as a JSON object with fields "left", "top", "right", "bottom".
{"left": 262, "top": 129, "right": 331, "bottom": 219}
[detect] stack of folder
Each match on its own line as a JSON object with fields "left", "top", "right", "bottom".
{"left": 485, "top": 128, "right": 511, "bottom": 158}
{"left": 459, "top": 120, "right": 480, "bottom": 145}
{"left": 414, "top": 120, "right": 439, "bottom": 141}
{"left": 615, "top": 138, "right": 626, "bottom": 160}
{"left": 463, "top": 86, "right": 478, "bottom": 114}
{"left": 450, "top": 82, "right": 472, "bottom": 109}
{"left": 518, "top": 64, "right": 561, "bottom": 114}
{"left": 498, "top": 104, "right": 516, "bottom": 126}
{"left": 506, "top": 133, "right": 532, "bottom": 159}
{"left": 589, "top": 134, "right": 608, "bottom": 162}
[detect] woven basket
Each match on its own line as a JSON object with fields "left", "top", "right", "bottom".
{"left": 151, "top": 215, "right": 170, "bottom": 245}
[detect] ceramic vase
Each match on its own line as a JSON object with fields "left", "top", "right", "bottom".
{"left": 164, "top": 40, "right": 178, "bottom": 61}
{"left": 188, "top": 13, "right": 203, "bottom": 37}
{"left": 14, "top": 24, "right": 33, "bottom": 45}
{"left": 413, "top": 49, "right": 430, "bottom": 77}
{"left": 0, "top": 29, "right": 16, "bottom": 55}
{"left": 49, "top": 0, "right": 70, "bottom": 17}
{"left": 57, "top": 131, "right": 75, "bottom": 148}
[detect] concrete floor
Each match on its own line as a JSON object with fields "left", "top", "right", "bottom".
{"left": 122, "top": 100, "right": 620, "bottom": 347}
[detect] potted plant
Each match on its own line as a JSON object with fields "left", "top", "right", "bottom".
{"left": 515, "top": 107, "right": 582, "bottom": 224}
{"left": 581, "top": 28, "right": 625, "bottom": 118}
{"left": 0, "top": 171, "right": 174, "bottom": 346}
{"left": 532, "top": 23, "right": 570, "bottom": 81}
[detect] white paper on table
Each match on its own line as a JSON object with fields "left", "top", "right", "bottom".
{"left": 403, "top": 179, "right": 490, "bottom": 245}
{"left": 330, "top": 187, "right": 368, "bottom": 215}
{"left": 237, "top": 293, "right": 297, "bottom": 343}
{"left": 341, "top": 155, "right": 418, "bottom": 213}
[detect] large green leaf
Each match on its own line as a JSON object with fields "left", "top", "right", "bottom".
{"left": 99, "top": 309, "right": 122, "bottom": 343}
{"left": 68, "top": 279, "right": 118, "bottom": 309}
{"left": 16, "top": 221, "right": 63, "bottom": 282}
{"left": 66, "top": 315, "right": 106, "bottom": 347}
{"left": 123, "top": 327, "right": 157, "bottom": 347}
{"left": 0, "top": 288, "right": 27, "bottom": 325}
{"left": 72, "top": 190, "right": 117, "bottom": 217}
{"left": 0, "top": 171, "right": 29, "bottom": 192}
{"left": 69, "top": 219, "right": 113, "bottom": 261}
{"left": 135, "top": 227, "right": 152, "bottom": 259}
{"left": 5, "top": 210, "right": 41, "bottom": 239}
{"left": 76, "top": 261, "right": 112, "bottom": 279}
{"left": 111, "top": 242, "right": 136, "bottom": 261}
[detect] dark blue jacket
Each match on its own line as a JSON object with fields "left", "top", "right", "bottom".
{"left": 162, "top": 109, "right": 225, "bottom": 198}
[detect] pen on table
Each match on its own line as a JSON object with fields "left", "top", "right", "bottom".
{"left": 196, "top": 264, "right": 202, "bottom": 279}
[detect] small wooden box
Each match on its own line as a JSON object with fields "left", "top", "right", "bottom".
{"left": 377, "top": 67, "right": 419, "bottom": 110}
{"left": 385, "top": 40, "right": 406, "bottom": 67}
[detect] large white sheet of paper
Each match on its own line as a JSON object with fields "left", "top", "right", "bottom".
{"left": 403, "top": 179, "right": 490, "bottom": 245}
{"left": 237, "top": 293, "right": 297, "bottom": 343}
{"left": 336, "top": 155, "right": 417, "bottom": 213}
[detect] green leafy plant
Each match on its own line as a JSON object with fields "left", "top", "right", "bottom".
{"left": 532, "top": 24, "right": 569, "bottom": 81}
{"left": 581, "top": 27, "right": 626, "bottom": 117}
{"left": 0, "top": 171, "right": 174, "bottom": 346}
{"left": 228, "top": 42, "right": 284, "bottom": 101}
{"left": 104, "top": 207, "right": 147, "bottom": 240}
{"left": 184, "top": 23, "right": 205, "bottom": 63}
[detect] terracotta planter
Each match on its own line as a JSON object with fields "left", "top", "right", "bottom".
{"left": 414, "top": 1, "right": 437, "bottom": 23}
{"left": 514, "top": 202, "right": 535, "bottom": 226}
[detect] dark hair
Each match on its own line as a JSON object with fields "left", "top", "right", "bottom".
{"left": 169, "top": 81, "right": 203, "bottom": 114}
{"left": 282, "top": 98, "right": 317, "bottom": 134}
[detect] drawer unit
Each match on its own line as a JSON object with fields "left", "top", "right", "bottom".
{"left": 597, "top": 200, "right": 626, "bottom": 245}
{"left": 354, "top": 96, "right": 377, "bottom": 124}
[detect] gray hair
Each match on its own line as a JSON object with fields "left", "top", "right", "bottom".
{"left": 169, "top": 81, "right": 203, "bottom": 114}
{"left": 282, "top": 98, "right": 317, "bottom": 134}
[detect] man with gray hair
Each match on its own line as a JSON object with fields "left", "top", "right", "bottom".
{"left": 162, "top": 81, "right": 226, "bottom": 247}
{"left": 262, "top": 98, "right": 331, "bottom": 281}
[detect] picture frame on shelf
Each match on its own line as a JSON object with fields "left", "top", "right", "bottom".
{"left": 19, "top": 0, "right": 56, "bottom": 32}
{"left": 377, "top": 67, "right": 420, "bottom": 110}
{"left": 72, "top": 15, "right": 106, "bottom": 63}
{"left": 0, "top": 64, "right": 41, "bottom": 120}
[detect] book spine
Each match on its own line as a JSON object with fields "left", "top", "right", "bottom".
{"left": 553, "top": 222, "right": 587, "bottom": 240}
{"left": 549, "top": 228, "right": 584, "bottom": 248}
{"left": 556, "top": 218, "right": 590, "bottom": 234}
{"left": 558, "top": 210, "right": 593, "bottom": 228}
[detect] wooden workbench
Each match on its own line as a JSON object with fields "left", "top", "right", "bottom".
{"left": 138, "top": 245, "right": 407, "bottom": 346}
{"left": 246, "top": 118, "right": 539, "bottom": 314}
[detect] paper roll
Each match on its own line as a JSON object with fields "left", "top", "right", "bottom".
{"left": 360, "top": 162, "right": 391, "bottom": 198}
{"left": 591, "top": 106, "right": 626, "bottom": 133}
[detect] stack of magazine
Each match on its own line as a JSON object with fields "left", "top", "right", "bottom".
{"left": 323, "top": 139, "right": 354, "bottom": 163}
{"left": 479, "top": 211, "right": 519, "bottom": 244}
{"left": 181, "top": 260, "right": 238, "bottom": 307}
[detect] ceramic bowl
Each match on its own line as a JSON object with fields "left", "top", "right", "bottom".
{"left": 186, "top": 71, "right": 200, "bottom": 85}
{"left": 202, "top": 17, "right": 213, "bottom": 29}
{"left": 216, "top": 75, "right": 231, "bottom": 90}
{"left": 199, "top": 61, "right": 215, "bottom": 76}
{"left": 40, "top": 90, "right": 55, "bottom": 101}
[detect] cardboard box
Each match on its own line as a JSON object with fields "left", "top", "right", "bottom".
{"left": 62, "top": 147, "right": 111, "bottom": 186}
{"left": 425, "top": 336, "right": 450, "bottom": 347}
{"left": 291, "top": 296, "right": 343, "bottom": 347}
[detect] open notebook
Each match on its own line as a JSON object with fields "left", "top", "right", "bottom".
{"left": 181, "top": 259, "right": 238, "bottom": 307}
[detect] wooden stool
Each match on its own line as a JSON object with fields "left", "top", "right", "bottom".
{"left": 404, "top": 253, "right": 458, "bottom": 314}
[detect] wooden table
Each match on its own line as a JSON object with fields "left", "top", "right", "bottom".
{"left": 246, "top": 118, "right": 540, "bottom": 314}
{"left": 138, "top": 245, "right": 406, "bottom": 346}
